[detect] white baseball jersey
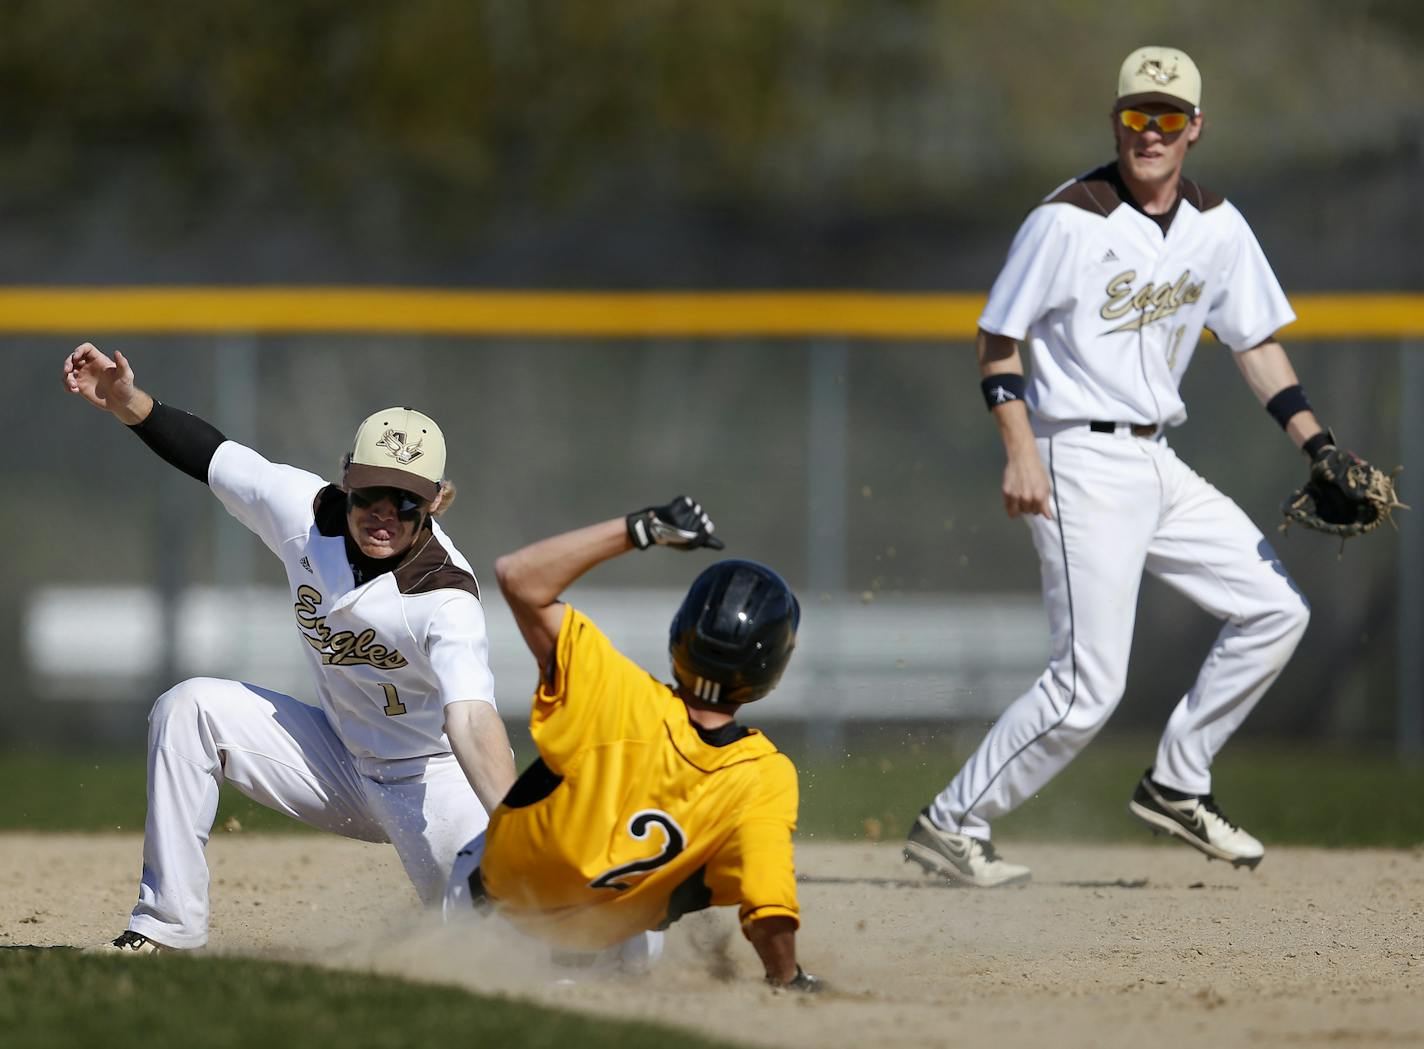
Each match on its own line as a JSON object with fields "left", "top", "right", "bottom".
{"left": 980, "top": 163, "right": 1295, "bottom": 427}
{"left": 207, "top": 440, "right": 496, "bottom": 777}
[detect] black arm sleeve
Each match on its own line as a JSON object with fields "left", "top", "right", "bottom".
{"left": 127, "top": 401, "right": 228, "bottom": 485}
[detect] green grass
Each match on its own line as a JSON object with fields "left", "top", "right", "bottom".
{"left": 2, "top": 755, "right": 310, "bottom": 834}
{"left": 0, "top": 951, "right": 741, "bottom": 1049}
{"left": 5, "top": 737, "right": 1424, "bottom": 847}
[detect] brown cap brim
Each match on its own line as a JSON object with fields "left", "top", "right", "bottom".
{"left": 343, "top": 463, "right": 440, "bottom": 502}
{"left": 1116, "top": 92, "right": 1197, "bottom": 113}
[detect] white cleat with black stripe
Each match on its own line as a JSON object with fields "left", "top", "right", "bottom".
{"left": 84, "top": 930, "right": 172, "bottom": 956}
{"left": 1128, "top": 771, "right": 1264, "bottom": 869}
{"left": 903, "top": 809, "right": 1031, "bottom": 888}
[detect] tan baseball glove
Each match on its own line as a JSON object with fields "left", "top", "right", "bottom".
{"left": 1281, "top": 438, "right": 1407, "bottom": 543}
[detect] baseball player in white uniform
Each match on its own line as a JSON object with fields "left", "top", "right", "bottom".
{"left": 905, "top": 47, "right": 1354, "bottom": 886}
{"left": 63, "top": 342, "right": 517, "bottom": 951}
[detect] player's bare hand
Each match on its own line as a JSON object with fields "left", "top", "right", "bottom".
{"left": 1002, "top": 452, "right": 1052, "bottom": 519}
{"left": 63, "top": 344, "right": 137, "bottom": 414}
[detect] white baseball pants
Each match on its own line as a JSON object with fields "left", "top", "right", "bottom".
{"left": 127, "top": 677, "right": 489, "bottom": 949}
{"left": 931, "top": 425, "right": 1310, "bottom": 838}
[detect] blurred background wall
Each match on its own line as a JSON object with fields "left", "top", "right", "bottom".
{"left": 3, "top": 0, "right": 1421, "bottom": 751}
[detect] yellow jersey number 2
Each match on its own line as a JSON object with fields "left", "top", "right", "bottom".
{"left": 590, "top": 810, "right": 686, "bottom": 890}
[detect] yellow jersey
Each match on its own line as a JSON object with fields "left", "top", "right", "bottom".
{"left": 480, "top": 605, "right": 800, "bottom": 950}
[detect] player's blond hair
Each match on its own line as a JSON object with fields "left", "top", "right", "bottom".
{"left": 430, "top": 480, "right": 456, "bottom": 517}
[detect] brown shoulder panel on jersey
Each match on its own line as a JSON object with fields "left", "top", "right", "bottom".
{"left": 313, "top": 484, "right": 347, "bottom": 537}
{"left": 394, "top": 530, "right": 481, "bottom": 598}
{"left": 1046, "top": 162, "right": 1124, "bottom": 217}
{"left": 1179, "top": 177, "right": 1226, "bottom": 212}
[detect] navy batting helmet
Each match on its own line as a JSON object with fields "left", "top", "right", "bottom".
{"left": 669, "top": 559, "right": 800, "bottom": 706}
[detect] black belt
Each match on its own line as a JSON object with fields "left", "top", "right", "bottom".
{"left": 1089, "top": 421, "right": 1158, "bottom": 438}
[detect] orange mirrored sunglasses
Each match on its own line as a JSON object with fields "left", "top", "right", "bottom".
{"left": 1118, "top": 109, "right": 1192, "bottom": 134}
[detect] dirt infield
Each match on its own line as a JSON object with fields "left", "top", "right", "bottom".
{"left": 4, "top": 832, "right": 1422, "bottom": 1048}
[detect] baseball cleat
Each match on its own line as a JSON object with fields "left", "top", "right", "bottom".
{"left": 84, "top": 930, "right": 172, "bottom": 956}
{"left": 1128, "top": 770, "right": 1264, "bottom": 868}
{"left": 903, "top": 809, "right": 1031, "bottom": 888}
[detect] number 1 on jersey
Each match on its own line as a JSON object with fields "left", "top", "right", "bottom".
{"left": 379, "top": 682, "right": 407, "bottom": 716}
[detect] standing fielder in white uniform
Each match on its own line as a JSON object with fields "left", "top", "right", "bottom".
{"left": 905, "top": 46, "right": 1373, "bottom": 887}
{"left": 63, "top": 342, "right": 517, "bottom": 950}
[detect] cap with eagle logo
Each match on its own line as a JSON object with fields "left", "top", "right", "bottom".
{"left": 342, "top": 406, "right": 446, "bottom": 501}
{"left": 1116, "top": 46, "right": 1201, "bottom": 114}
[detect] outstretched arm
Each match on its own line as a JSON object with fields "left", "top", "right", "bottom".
{"left": 1233, "top": 338, "right": 1326, "bottom": 453}
{"left": 62, "top": 343, "right": 226, "bottom": 484}
{"left": 496, "top": 517, "right": 631, "bottom": 674}
{"left": 979, "top": 329, "right": 1052, "bottom": 519}
{"left": 496, "top": 496, "right": 723, "bottom": 671}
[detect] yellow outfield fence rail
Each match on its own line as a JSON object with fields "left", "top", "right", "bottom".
{"left": 0, "top": 287, "right": 1422, "bottom": 339}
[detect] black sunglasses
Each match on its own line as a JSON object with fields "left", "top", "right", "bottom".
{"left": 347, "top": 486, "right": 428, "bottom": 521}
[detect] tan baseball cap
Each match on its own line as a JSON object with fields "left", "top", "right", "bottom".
{"left": 1116, "top": 46, "right": 1201, "bottom": 113}
{"left": 342, "top": 406, "right": 446, "bottom": 501}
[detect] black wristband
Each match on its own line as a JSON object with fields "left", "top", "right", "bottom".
{"left": 626, "top": 510, "right": 654, "bottom": 550}
{"left": 1302, "top": 430, "right": 1335, "bottom": 462}
{"left": 1265, "top": 384, "right": 1311, "bottom": 430}
{"left": 981, "top": 374, "right": 1025, "bottom": 411}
